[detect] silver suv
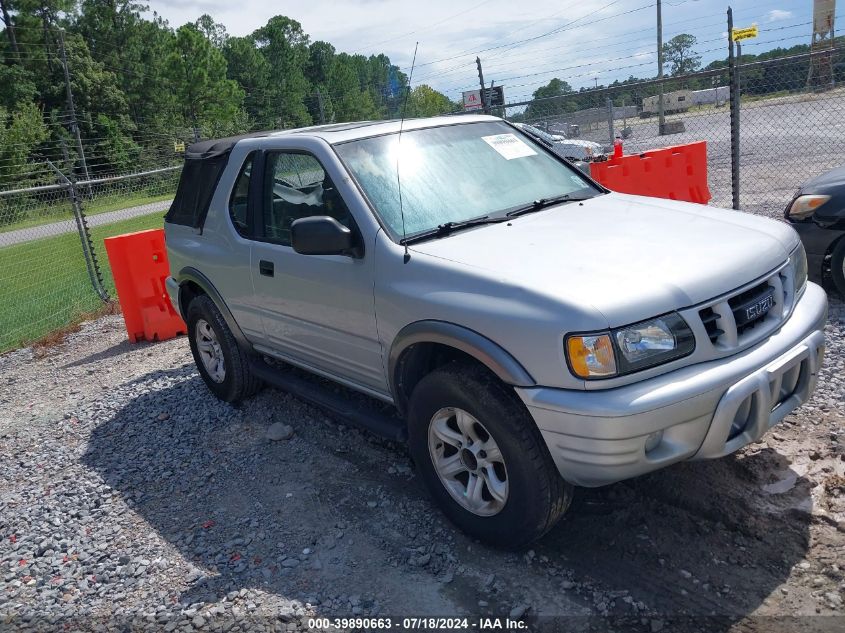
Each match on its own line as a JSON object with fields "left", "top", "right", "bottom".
{"left": 164, "top": 115, "right": 827, "bottom": 546}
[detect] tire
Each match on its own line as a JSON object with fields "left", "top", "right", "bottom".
{"left": 186, "top": 294, "right": 262, "bottom": 402}
{"left": 830, "top": 238, "right": 845, "bottom": 299}
{"left": 407, "top": 362, "right": 573, "bottom": 548}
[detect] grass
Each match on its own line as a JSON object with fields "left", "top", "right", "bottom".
{"left": 0, "top": 190, "right": 174, "bottom": 234}
{"left": 0, "top": 211, "right": 165, "bottom": 353}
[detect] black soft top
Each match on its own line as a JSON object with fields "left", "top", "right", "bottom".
{"left": 184, "top": 131, "right": 272, "bottom": 160}
{"left": 165, "top": 132, "right": 271, "bottom": 228}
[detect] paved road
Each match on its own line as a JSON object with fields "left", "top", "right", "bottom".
{"left": 0, "top": 199, "right": 172, "bottom": 248}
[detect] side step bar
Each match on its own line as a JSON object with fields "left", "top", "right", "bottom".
{"left": 248, "top": 357, "right": 408, "bottom": 443}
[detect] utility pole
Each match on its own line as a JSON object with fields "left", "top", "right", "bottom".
{"left": 476, "top": 56, "right": 489, "bottom": 114}
{"left": 58, "top": 29, "right": 90, "bottom": 188}
{"left": 728, "top": 6, "right": 740, "bottom": 210}
{"left": 656, "top": 0, "right": 665, "bottom": 135}
{"left": 316, "top": 88, "right": 326, "bottom": 124}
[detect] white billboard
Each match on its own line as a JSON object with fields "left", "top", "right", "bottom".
{"left": 813, "top": 0, "right": 836, "bottom": 36}
{"left": 462, "top": 90, "right": 483, "bottom": 111}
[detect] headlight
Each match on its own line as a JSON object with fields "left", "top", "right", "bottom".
{"left": 790, "top": 242, "right": 808, "bottom": 296}
{"left": 566, "top": 334, "right": 616, "bottom": 378}
{"left": 566, "top": 313, "right": 695, "bottom": 379}
{"left": 787, "top": 194, "right": 830, "bottom": 220}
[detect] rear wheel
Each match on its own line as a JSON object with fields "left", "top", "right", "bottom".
{"left": 830, "top": 239, "right": 845, "bottom": 298}
{"left": 408, "top": 363, "right": 573, "bottom": 548}
{"left": 186, "top": 294, "right": 262, "bottom": 402}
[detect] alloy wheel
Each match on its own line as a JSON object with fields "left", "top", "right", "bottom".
{"left": 427, "top": 407, "right": 509, "bottom": 517}
{"left": 195, "top": 318, "right": 226, "bottom": 383}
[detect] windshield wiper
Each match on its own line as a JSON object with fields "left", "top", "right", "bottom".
{"left": 400, "top": 215, "right": 507, "bottom": 245}
{"left": 505, "top": 194, "right": 593, "bottom": 218}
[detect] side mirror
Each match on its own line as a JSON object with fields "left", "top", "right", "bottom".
{"left": 291, "top": 216, "right": 354, "bottom": 256}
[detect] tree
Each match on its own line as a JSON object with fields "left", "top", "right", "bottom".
{"left": 166, "top": 23, "right": 244, "bottom": 134}
{"left": 0, "top": 0, "right": 19, "bottom": 55}
{"left": 93, "top": 112, "right": 140, "bottom": 172}
{"left": 327, "top": 53, "right": 378, "bottom": 122}
{"left": 75, "top": 1, "right": 175, "bottom": 128}
{"left": 195, "top": 14, "right": 227, "bottom": 48}
{"left": 405, "top": 85, "right": 453, "bottom": 118}
{"left": 662, "top": 34, "right": 701, "bottom": 76}
{"left": 223, "top": 35, "right": 270, "bottom": 125}
{"left": 0, "top": 102, "right": 47, "bottom": 189}
{"left": 0, "top": 64, "right": 37, "bottom": 109}
{"left": 533, "top": 78, "right": 573, "bottom": 99}
{"left": 252, "top": 16, "right": 312, "bottom": 128}
{"left": 525, "top": 78, "right": 576, "bottom": 120}
{"left": 303, "top": 40, "right": 336, "bottom": 123}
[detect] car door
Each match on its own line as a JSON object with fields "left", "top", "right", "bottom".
{"left": 249, "top": 145, "right": 387, "bottom": 396}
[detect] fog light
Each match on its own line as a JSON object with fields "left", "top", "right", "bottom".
{"left": 644, "top": 430, "right": 663, "bottom": 453}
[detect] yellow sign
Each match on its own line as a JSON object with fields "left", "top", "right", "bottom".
{"left": 731, "top": 25, "right": 758, "bottom": 42}
{"left": 174, "top": 141, "right": 186, "bottom": 153}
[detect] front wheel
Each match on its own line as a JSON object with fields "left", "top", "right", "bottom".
{"left": 186, "top": 294, "right": 262, "bottom": 402}
{"left": 407, "top": 363, "right": 573, "bottom": 548}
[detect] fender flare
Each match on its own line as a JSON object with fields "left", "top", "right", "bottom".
{"left": 388, "top": 320, "right": 535, "bottom": 410}
{"left": 176, "top": 267, "right": 251, "bottom": 349}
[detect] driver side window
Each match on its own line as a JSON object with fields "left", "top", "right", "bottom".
{"left": 262, "top": 152, "right": 353, "bottom": 246}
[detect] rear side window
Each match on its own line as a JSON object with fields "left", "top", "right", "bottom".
{"left": 229, "top": 153, "right": 254, "bottom": 236}
{"left": 165, "top": 155, "right": 230, "bottom": 228}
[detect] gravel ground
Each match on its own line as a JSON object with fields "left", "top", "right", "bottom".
{"left": 1, "top": 292, "right": 844, "bottom": 631}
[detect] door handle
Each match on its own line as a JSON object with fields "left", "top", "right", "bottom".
{"left": 259, "top": 260, "right": 274, "bottom": 277}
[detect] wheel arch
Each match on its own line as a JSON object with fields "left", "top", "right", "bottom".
{"left": 825, "top": 232, "right": 845, "bottom": 262}
{"left": 388, "top": 320, "right": 535, "bottom": 415}
{"left": 176, "top": 267, "right": 251, "bottom": 349}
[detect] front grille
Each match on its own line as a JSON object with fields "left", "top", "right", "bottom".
{"left": 698, "top": 306, "right": 723, "bottom": 344}
{"left": 692, "top": 266, "right": 790, "bottom": 352}
{"left": 728, "top": 282, "right": 775, "bottom": 336}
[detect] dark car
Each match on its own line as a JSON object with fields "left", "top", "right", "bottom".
{"left": 785, "top": 166, "right": 845, "bottom": 297}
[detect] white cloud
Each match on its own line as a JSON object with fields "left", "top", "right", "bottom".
{"left": 766, "top": 9, "right": 793, "bottom": 22}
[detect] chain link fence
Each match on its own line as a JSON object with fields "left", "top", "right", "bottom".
{"left": 0, "top": 166, "right": 179, "bottom": 352}
{"left": 736, "top": 48, "right": 845, "bottom": 218}
{"left": 499, "top": 48, "right": 845, "bottom": 216}
{"left": 2, "top": 49, "right": 845, "bottom": 353}
{"left": 501, "top": 68, "right": 734, "bottom": 208}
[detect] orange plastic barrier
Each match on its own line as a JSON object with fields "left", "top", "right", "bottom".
{"left": 104, "top": 228, "right": 187, "bottom": 343}
{"left": 589, "top": 141, "right": 711, "bottom": 204}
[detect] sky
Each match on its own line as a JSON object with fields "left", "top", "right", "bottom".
{"left": 143, "top": 0, "right": 822, "bottom": 102}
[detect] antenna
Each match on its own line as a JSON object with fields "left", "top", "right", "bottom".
{"left": 397, "top": 42, "right": 418, "bottom": 264}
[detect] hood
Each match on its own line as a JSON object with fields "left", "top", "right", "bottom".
{"left": 792, "top": 165, "right": 845, "bottom": 227}
{"left": 410, "top": 193, "right": 798, "bottom": 328}
{"left": 798, "top": 165, "right": 845, "bottom": 192}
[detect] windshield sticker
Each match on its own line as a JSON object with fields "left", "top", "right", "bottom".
{"left": 481, "top": 134, "right": 537, "bottom": 160}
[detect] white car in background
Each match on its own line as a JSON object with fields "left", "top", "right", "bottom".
{"left": 514, "top": 123, "right": 608, "bottom": 162}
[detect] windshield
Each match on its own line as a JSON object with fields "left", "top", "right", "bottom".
{"left": 334, "top": 121, "right": 601, "bottom": 239}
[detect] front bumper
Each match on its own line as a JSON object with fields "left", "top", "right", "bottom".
{"left": 517, "top": 282, "right": 828, "bottom": 487}
{"left": 164, "top": 276, "right": 181, "bottom": 318}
